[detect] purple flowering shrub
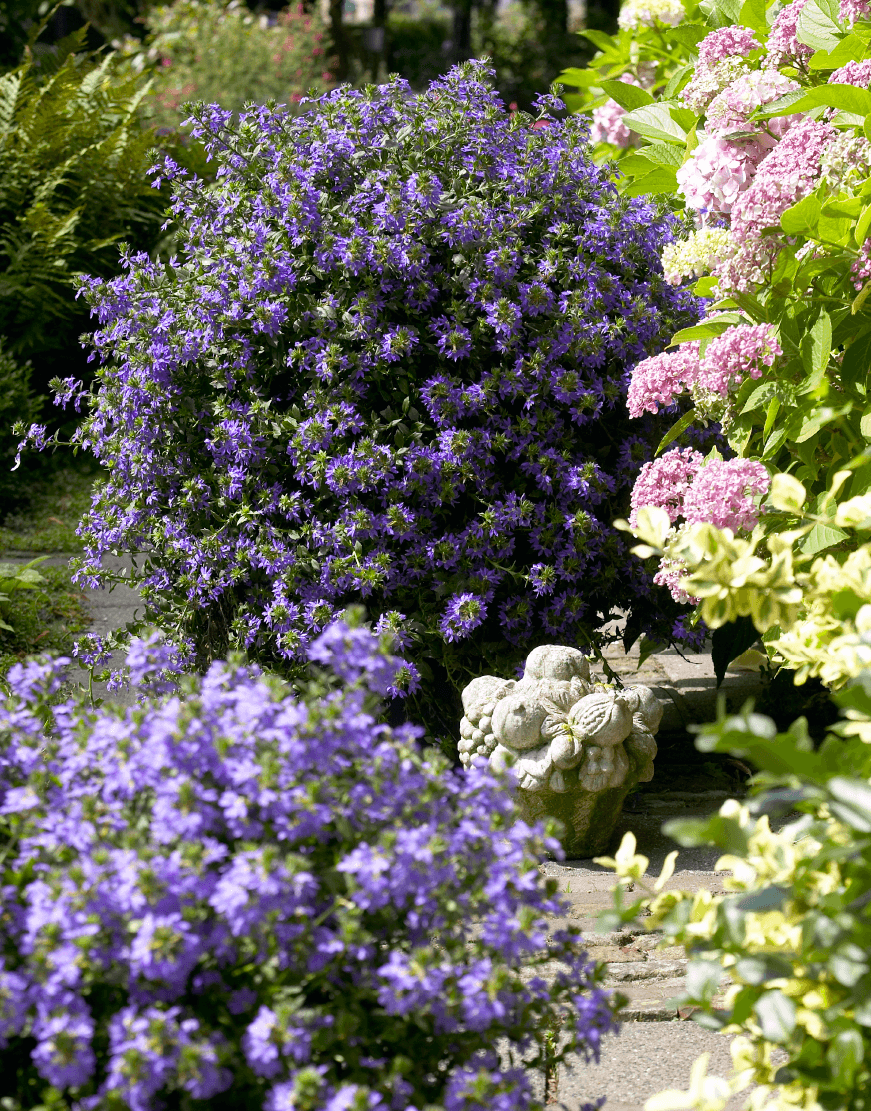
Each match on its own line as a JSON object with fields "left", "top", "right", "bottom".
{"left": 48, "top": 60, "right": 700, "bottom": 735}
{"left": 0, "top": 615, "right": 618, "bottom": 1110}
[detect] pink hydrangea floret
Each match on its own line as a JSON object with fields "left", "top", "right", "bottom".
{"left": 591, "top": 100, "right": 633, "bottom": 147}
{"left": 829, "top": 60, "right": 871, "bottom": 86}
{"left": 767, "top": 0, "right": 814, "bottom": 67}
{"left": 627, "top": 341, "right": 700, "bottom": 418}
{"left": 683, "top": 58, "right": 751, "bottom": 115}
{"left": 591, "top": 75, "right": 641, "bottom": 148}
{"left": 653, "top": 558, "right": 698, "bottom": 605}
{"left": 696, "top": 323, "right": 781, "bottom": 397}
{"left": 629, "top": 447, "right": 704, "bottom": 526}
{"left": 682, "top": 27, "right": 761, "bottom": 115}
{"left": 706, "top": 70, "right": 801, "bottom": 139}
{"left": 697, "top": 25, "right": 762, "bottom": 68}
{"left": 717, "top": 118, "right": 837, "bottom": 289}
{"left": 683, "top": 458, "right": 770, "bottom": 532}
{"left": 677, "top": 134, "right": 765, "bottom": 215}
{"left": 839, "top": 0, "right": 871, "bottom": 25}
{"left": 851, "top": 240, "right": 871, "bottom": 290}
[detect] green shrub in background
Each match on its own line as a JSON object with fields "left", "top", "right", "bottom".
{"left": 115, "top": 0, "right": 335, "bottom": 131}
{"left": 473, "top": 1, "right": 556, "bottom": 109}
{"left": 385, "top": 11, "right": 451, "bottom": 90}
{"left": 383, "top": 1, "right": 591, "bottom": 108}
{"left": 0, "top": 0, "right": 56, "bottom": 70}
{"left": 0, "top": 24, "right": 174, "bottom": 407}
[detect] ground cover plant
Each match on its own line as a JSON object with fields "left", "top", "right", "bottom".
{"left": 0, "top": 558, "right": 89, "bottom": 687}
{"left": 0, "top": 456, "right": 102, "bottom": 554}
{"left": 0, "top": 612, "right": 619, "bottom": 1110}
{"left": 22, "top": 60, "right": 704, "bottom": 739}
{"left": 0, "top": 342, "right": 40, "bottom": 513}
{"left": 114, "top": 0, "right": 335, "bottom": 133}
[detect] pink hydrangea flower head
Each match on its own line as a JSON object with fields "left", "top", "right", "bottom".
{"left": 653, "top": 556, "right": 698, "bottom": 605}
{"left": 716, "top": 118, "right": 837, "bottom": 290}
{"left": 683, "top": 458, "right": 770, "bottom": 531}
{"left": 697, "top": 25, "right": 762, "bottom": 68}
{"left": 627, "top": 341, "right": 700, "bottom": 418}
{"left": 696, "top": 323, "right": 781, "bottom": 397}
{"left": 767, "top": 0, "right": 814, "bottom": 67}
{"left": 839, "top": 0, "right": 871, "bottom": 26}
{"left": 706, "top": 70, "right": 800, "bottom": 136}
{"left": 591, "top": 75, "right": 642, "bottom": 148}
{"left": 618, "top": 0, "right": 685, "bottom": 30}
{"left": 851, "top": 239, "right": 871, "bottom": 290}
{"left": 682, "top": 27, "right": 760, "bottom": 116}
{"left": 629, "top": 447, "right": 704, "bottom": 526}
{"left": 676, "top": 133, "right": 766, "bottom": 215}
{"left": 591, "top": 100, "right": 632, "bottom": 147}
{"left": 829, "top": 59, "right": 871, "bottom": 86}
{"left": 682, "top": 57, "right": 752, "bottom": 115}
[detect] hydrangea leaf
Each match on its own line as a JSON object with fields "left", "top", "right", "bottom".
{"left": 738, "top": 0, "right": 769, "bottom": 35}
{"left": 600, "top": 79, "right": 655, "bottom": 111}
{"left": 796, "top": 0, "right": 844, "bottom": 50}
{"left": 622, "top": 102, "right": 695, "bottom": 144}
{"left": 807, "top": 32, "right": 869, "bottom": 70}
{"left": 780, "top": 195, "right": 821, "bottom": 237}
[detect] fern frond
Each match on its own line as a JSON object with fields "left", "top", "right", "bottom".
{"left": 0, "top": 28, "right": 170, "bottom": 372}
{"left": 0, "top": 73, "right": 22, "bottom": 144}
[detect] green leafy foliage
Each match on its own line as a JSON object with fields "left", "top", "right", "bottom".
{"left": 0, "top": 556, "right": 48, "bottom": 631}
{"left": 0, "top": 560, "right": 89, "bottom": 689}
{"left": 570, "top": 2, "right": 871, "bottom": 1105}
{"left": 601, "top": 684, "right": 871, "bottom": 1111}
{"left": 556, "top": 8, "right": 706, "bottom": 171}
{"left": 114, "top": 0, "right": 335, "bottom": 132}
{"left": 0, "top": 25, "right": 174, "bottom": 398}
{"left": 710, "top": 614, "right": 760, "bottom": 686}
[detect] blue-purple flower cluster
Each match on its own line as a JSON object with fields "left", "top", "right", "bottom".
{"left": 46, "top": 61, "right": 699, "bottom": 727}
{"left": 0, "top": 617, "right": 618, "bottom": 1110}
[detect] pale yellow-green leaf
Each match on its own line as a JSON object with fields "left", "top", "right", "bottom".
{"left": 768, "top": 472, "right": 808, "bottom": 513}
{"left": 836, "top": 496, "right": 871, "bottom": 527}
{"left": 633, "top": 505, "right": 672, "bottom": 550}
{"left": 654, "top": 850, "right": 679, "bottom": 892}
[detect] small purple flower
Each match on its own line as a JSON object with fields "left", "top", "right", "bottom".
{"left": 440, "top": 593, "right": 488, "bottom": 642}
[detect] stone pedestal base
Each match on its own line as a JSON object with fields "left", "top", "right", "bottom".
{"left": 514, "top": 782, "right": 632, "bottom": 859}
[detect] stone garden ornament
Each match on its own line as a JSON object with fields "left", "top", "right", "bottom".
{"left": 459, "top": 645, "right": 663, "bottom": 857}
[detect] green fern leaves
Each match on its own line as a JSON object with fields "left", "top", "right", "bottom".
{"left": 0, "top": 27, "right": 168, "bottom": 380}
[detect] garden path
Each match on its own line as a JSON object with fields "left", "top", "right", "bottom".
{"left": 10, "top": 551, "right": 769, "bottom": 1110}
